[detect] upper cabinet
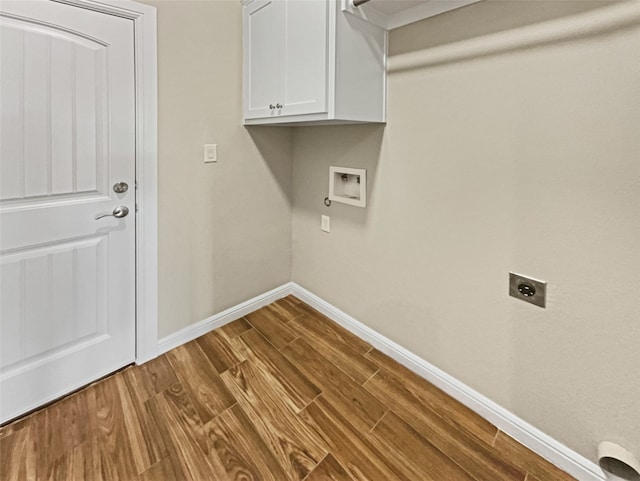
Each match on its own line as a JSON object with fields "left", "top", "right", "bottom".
{"left": 242, "top": 0, "right": 387, "bottom": 125}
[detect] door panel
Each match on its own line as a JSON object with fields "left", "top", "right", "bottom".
{"left": 1, "top": 235, "right": 108, "bottom": 367}
{"left": 244, "top": 0, "right": 285, "bottom": 119}
{"left": 282, "top": 0, "right": 328, "bottom": 116}
{"left": 0, "top": 17, "right": 108, "bottom": 202}
{"left": 0, "top": 0, "right": 136, "bottom": 423}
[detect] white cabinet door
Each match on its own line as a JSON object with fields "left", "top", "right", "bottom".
{"left": 0, "top": 0, "right": 136, "bottom": 423}
{"left": 243, "top": 0, "right": 285, "bottom": 119}
{"left": 244, "top": 0, "right": 329, "bottom": 120}
{"left": 281, "top": 0, "right": 328, "bottom": 117}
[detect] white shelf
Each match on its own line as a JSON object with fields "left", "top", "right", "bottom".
{"left": 341, "top": 0, "right": 482, "bottom": 31}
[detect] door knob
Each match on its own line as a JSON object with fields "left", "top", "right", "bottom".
{"left": 95, "top": 206, "right": 129, "bottom": 220}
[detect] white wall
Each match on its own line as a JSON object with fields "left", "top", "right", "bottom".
{"left": 291, "top": 2, "right": 640, "bottom": 464}
{"left": 142, "top": 0, "right": 293, "bottom": 338}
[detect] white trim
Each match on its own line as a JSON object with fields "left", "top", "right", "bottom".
{"left": 157, "top": 283, "right": 294, "bottom": 355}
{"left": 130, "top": 1, "right": 159, "bottom": 364}
{"left": 57, "top": 0, "right": 159, "bottom": 363}
{"left": 388, "top": 1, "right": 640, "bottom": 72}
{"left": 289, "top": 283, "right": 608, "bottom": 481}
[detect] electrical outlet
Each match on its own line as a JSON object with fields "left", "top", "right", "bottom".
{"left": 321, "top": 215, "right": 330, "bottom": 233}
{"left": 509, "top": 272, "right": 546, "bottom": 308}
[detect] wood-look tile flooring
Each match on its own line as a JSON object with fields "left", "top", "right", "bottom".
{"left": 0, "top": 296, "right": 577, "bottom": 481}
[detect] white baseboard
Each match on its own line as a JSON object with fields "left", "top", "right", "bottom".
{"left": 157, "top": 283, "right": 294, "bottom": 355}
{"left": 289, "top": 283, "right": 606, "bottom": 481}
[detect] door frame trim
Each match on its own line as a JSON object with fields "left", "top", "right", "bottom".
{"left": 55, "top": 0, "right": 159, "bottom": 363}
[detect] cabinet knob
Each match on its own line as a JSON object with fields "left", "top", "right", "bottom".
{"left": 269, "top": 104, "right": 275, "bottom": 109}
{"left": 276, "top": 103, "right": 283, "bottom": 109}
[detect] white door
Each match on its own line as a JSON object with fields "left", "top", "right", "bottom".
{"left": 0, "top": 0, "right": 136, "bottom": 423}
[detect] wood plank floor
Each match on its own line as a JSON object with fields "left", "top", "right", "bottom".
{"left": 0, "top": 296, "right": 577, "bottom": 481}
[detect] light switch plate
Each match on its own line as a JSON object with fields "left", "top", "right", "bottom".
{"left": 321, "top": 215, "right": 330, "bottom": 233}
{"left": 204, "top": 144, "right": 217, "bottom": 163}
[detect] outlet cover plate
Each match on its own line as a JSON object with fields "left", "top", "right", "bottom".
{"left": 509, "top": 272, "right": 546, "bottom": 308}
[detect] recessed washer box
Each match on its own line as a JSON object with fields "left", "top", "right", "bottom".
{"left": 329, "top": 166, "right": 366, "bottom": 208}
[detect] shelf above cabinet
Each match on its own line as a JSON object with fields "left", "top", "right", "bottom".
{"left": 342, "top": 0, "right": 482, "bottom": 31}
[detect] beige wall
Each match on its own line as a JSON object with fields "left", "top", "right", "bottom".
{"left": 291, "top": 2, "right": 640, "bottom": 464}
{"left": 143, "top": 0, "right": 293, "bottom": 338}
